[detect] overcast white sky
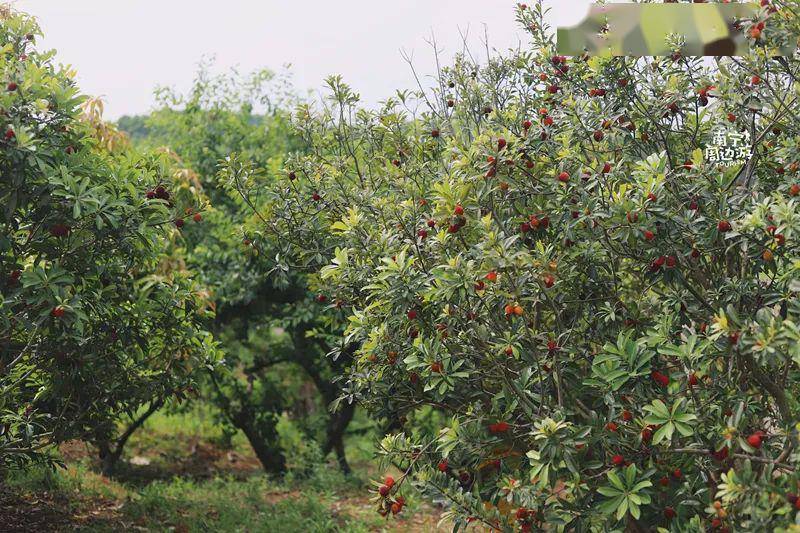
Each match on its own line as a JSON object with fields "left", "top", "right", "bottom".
{"left": 14, "top": 1, "right": 594, "bottom": 120}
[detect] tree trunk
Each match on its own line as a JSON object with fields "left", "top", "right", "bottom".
{"left": 96, "top": 397, "right": 165, "bottom": 476}
{"left": 235, "top": 415, "right": 286, "bottom": 474}
{"left": 231, "top": 409, "right": 286, "bottom": 474}
{"left": 323, "top": 400, "right": 356, "bottom": 474}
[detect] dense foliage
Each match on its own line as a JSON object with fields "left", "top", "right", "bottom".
{"left": 122, "top": 68, "right": 358, "bottom": 473}
{"left": 230, "top": 1, "right": 800, "bottom": 529}
{"left": 0, "top": 9, "right": 216, "bottom": 469}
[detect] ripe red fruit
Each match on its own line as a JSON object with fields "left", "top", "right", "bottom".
{"left": 557, "top": 171, "right": 569, "bottom": 183}
{"left": 49, "top": 223, "right": 70, "bottom": 238}
{"left": 489, "top": 421, "right": 510, "bottom": 434}
{"left": 50, "top": 306, "right": 65, "bottom": 318}
{"left": 4, "top": 128, "right": 14, "bottom": 140}
{"left": 453, "top": 204, "right": 464, "bottom": 216}
{"left": 385, "top": 476, "right": 395, "bottom": 488}
{"left": 643, "top": 230, "right": 655, "bottom": 241}
{"left": 746, "top": 433, "right": 763, "bottom": 449}
{"left": 447, "top": 99, "right": 454, "bottom": 108}
{"left": 379, "top": 485, "right": 390, "bottom": 497}
{"left": 664, "top": 507, "right": 676, "bottom": 519}
{"left": 425, "top": 219, "right": 436, "bottom": 229}
{"left": 543, "top": 274, "right": 555, "bottom": 288}
{"left": 717, "top": 220, "right": 732, "bottom": 232}
{"left": 174, "top": 219, "right": 185, "bottom": 228}
{"left": 497, "top": 138, "right": 507, "bottom": 150}
{"left": 515, "top": 507, "right": 529, "bottom": 520}
{"left": 504, "top": 346, "right": 513, "bottom": 356}
{"left": 606, "top": 422, "right": 618, "bottom": 432}
{"left": 641, "top": 428, "right": 653, "bottom": 442}
{"left": 602, "top": 162, "right": 612, "bottom": 174}
{"left": 651, "top": 370, "right": 669, "bottom": 387}
{"left": 790, "top": 184, "right": 800, "bottom": 196}
{"left": 593, "top": 130, "right": 604, "bottom": 142}
{"left": 316, "top": 294, "right": 327, "bottom": 303}
{"left": 485, "top": 271, "right": 497, "bottom": 282}
{"left": 622, "top": 410, "right": 633, "bottom": 421}
{"left": 611, "top": 454, "right": 624, "bottom": 466}
{"left": 193, "top": 213, "right": 202, "bottom": 223}
{"left": 752, "top": 75, "right": 762, "bottom": 85}
{"left": 312, "top": 192, "right": 321, "bottom": 202}
{"left": 665, "top": 256, "right": 676, "bottom": 268}
{"left": 547, "top": 340, "right": 559, "bottom": 352}
{"left": 390, "top": 502, "right": 401, "bottom": 514}
{"left": 438, "top": 460, "right": 448, "bottom": 472}
{"left": 712, "top": 446, "right": 729, "bottom": 461}
{"left": 542, "top": 116, "right": 554, "bottom": 127}
{"left": 431, "top": 129, "right": 440, "bottom": 138}
{"left": 417, "top": 229, "right": 427, "bottom": 239}
{"left": 647, "top": 192, "right": 657, "bottom": 202}
{"left": 430, "top": 361, "right": 443, "bottom": 373}
{"left": 7, "top": 82, "right": 17, "bottom": 92}
{"left": 522, "top": 120, "right": 532, "bottom": 130}
{"left": 659, "top": 475, "right": 670, "bottom": 487}
{"left": 407, "top": 310, "right": 417, "bottom": 320}
{"left": 448, "top": 224, "right": 459, "bottom": 234}
{"left": 727, "top": 113, "right": 736, "bottom": 123}
{"left": 618, "top": 78, "right": 629, "bottom": 87}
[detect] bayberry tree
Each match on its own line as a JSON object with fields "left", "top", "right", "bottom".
{"left": 125, "top": 67, "right": 359, "bottom": 473}
{"left": 0, "top": 8, "right": 217, "bottom": 471}
{"left": 230, "top": 1, "right": 800, "bottom": 529}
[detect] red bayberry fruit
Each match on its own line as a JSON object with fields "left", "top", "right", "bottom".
{"left": 606, "top": 422, "right": 618, "bottom": 432}
{"left": 543, "top": 274, "right": 555, "bottom": 288}
{"left": 316, "top": 294, "right": 327, "bottom": 303}
{"left": 611, "top": 454, "right": 624, "bottom": 466}
{"left": 430, "top": 361, "right": 443, "bottom": 373}
{"left": 174, "top": 218, "right": 185, "bottom": 228}
{"left": 522, "top": 120, "right": 532, "bottom": 130}
{"left": 312, "top": 192, "right": 321, "bottom": 202}
{"left": 593, "top": 130, "right": 604, "bottom": 142}
{"left": 746, "top": 433, "right": 763, "bottom": 449}
{"left": 557, "top": 171, "right": 569, "bottom": 183}
{"left": 438, "top": 460, "right": 448, "bottom": 472}
{"left": 664, "top": 507, "right": 676, "bottom": 519}
{"left": 717, "top": 220, "right": 731, "bottom": 232}
{"left": 497, "top": 138, "right": 506, "bottom": 150}
{"left": 193, "top": 213, "right": 202, "bottom": 223}
{"left": 790, "top": 184, "right": 800, "bottom": 196}
{"left": 489, "top": 421, "right": 510, "bottom": 434}
{"left": 622, "top": 410, "right": 633, "bottom": 421}
{"left": 4, "top": 128, "right": 14, "bottom": 140}
{"left": 453, "top": 204, "right": 464, "bottom": 216}
{"left": 651, "top": 370, "right": 669, "bottom": 387}
{"left": 407, "top": 310, "right": 417, "bottom": 320}
{"left": 7, "top": 82, "right": 17, "bottom": 92}
{"left": 485, "top": 271, "right": 497, "bottom": 282}
{"left": 385, "top": 476, "right": 395, "bottom": 488}
{"left": 51, "top": 306, "right": 65, "bottom": 318}
{"left": 602, "top": 162, "right": 612, "bottom": 174}
{"left": 379, "top": 485, "right": 390, "bottom": 497}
